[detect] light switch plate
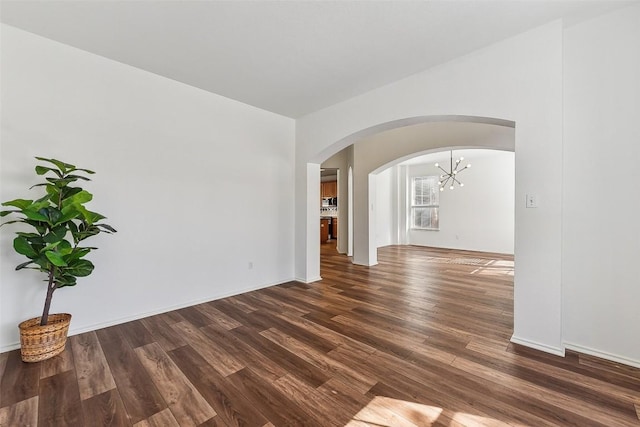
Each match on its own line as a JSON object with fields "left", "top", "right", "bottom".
{"left": 526, "top": 194, "right": 538, "bottom": 208}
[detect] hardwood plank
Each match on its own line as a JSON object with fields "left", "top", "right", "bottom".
{"left": 133, "top": 409, "right": 179, "bottom": 427}
{"left": 0, "top": 349, "right": 40, "bottom": 408}
{"left": 260, "top": 327, "right": 376, "bottom": 393}
{"left": 168, "top": 345, "right": 269, "bottom": 427}
{"left": 115, "top": 320, "right": 156, "bottom": 349}
{"left": 196, "top": 416, "right": 227, "bottom": 427}
{"left": 349, "top": 396, "right": 419, "bottom": 427}
{"left": 70, "top": 332, "right": 116, "bottom": 400}
{"left": 245, "top": 309, "right": 338, "bottom": 354}
{"left": 95, "top": 326, "right": 166, "bottom": 424}
{"left": 81, "top": 389, "right": 130, "bottom": 427}
{"left": 135, "top": 342, "right": 217, "bottom": 426}
{"left": 0, "top": 395, "right": 38, "bottom": 427}
{"left": 171, "top": 321, "right": 244, "bottom": 377}
{"left": 225, "top": 368, "right": 314, "bottom": 426}
{"left": 271, "top": 374, "right": 349, "bottom": 426}
{"left": 40, "top": 340, "right": 74, "bottom": 379}
{"left": 230, "top": 326, "right": 330, "bottom": 388}
{"left": 450, "top": 355, "right": 639, "bottom": 426}
{"left": 157, "top": 310, "right": 186, "bottom": 325}
{"left": 139, "top": 315, "right": 187, "bottom": 352}
{"left": 0, "top": 353, "right": 7, "bottom": 382}
{"left": 199, "top": 324, "right": 287, "bottom": 382}
{"left": 196, "top": 303, "right": 242, "bottom": 330}
{"left": 175, "top": 306, "right": 216, "bottom": 329}
{"left": 38, "top": 370, "right": 84, "bottom": 426}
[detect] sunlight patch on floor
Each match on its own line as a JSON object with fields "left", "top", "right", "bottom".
{"left": 470, "top": 260, "right": 514, "bottom": 276}
{"left": 345, "top": 396, "right": 528, "bottom": 426}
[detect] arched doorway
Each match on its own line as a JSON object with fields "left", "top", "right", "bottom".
{"left": 311, "top": 116, "right": 515, "bottom": 272}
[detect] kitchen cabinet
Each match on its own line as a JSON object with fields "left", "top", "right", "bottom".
{"left": 320, "top": 218, "right": 329, "bottom": 243}
{"left": 332, "top": 217, "right": 338, "bottom": 238}
{"left": 321, "top": 181, "right": 337, "bottom": 198}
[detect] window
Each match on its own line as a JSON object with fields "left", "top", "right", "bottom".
{"left": 411, "top": 176, "right": 439, "bottom": 230}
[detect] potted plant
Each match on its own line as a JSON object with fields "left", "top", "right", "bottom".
{"left": 0, "top": 157, "right": 116, "bottom": 362}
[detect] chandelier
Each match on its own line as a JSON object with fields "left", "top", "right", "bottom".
{"left": 435, "top": 150, "right": 471, "bottom": 191}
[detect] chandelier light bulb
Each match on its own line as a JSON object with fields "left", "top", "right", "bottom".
{"left": 440, "top": 187, "right": 444, "bottom": 192}
{"left": 467, "top": 164, "right": 471, "bottom": 168}
{"left": 435, "top": 163, "right": 439, "bottom": 167}
{"left": 460, "top": 183, "right": 464, "bottom": 187}
{"left": 460, "top": 157, "right": 464, "bottom": 161}
{"left": 450, "top": 185, "right": 454, "bottom": 190}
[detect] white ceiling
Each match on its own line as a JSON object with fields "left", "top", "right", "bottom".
{"left": 1, "top": 1, "right": 634, "bottom": 118}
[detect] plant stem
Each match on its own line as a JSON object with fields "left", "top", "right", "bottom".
{"left": 40, "top": 185, "right": 64, "bottom": 327}
{"left": 40, "top": 267, "right": 56, "bottom": 326}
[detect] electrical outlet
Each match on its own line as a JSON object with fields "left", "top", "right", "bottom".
{"left": 526, "top": 194, "right": 538, "bottom": 208}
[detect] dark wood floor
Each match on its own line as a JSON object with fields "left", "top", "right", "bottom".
{"left": 1, "top": 244, "right": 639, "bottom": 426}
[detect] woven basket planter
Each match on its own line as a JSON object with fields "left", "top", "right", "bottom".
{"left": 18, "top": 313, "right": 72, "bottom": 363}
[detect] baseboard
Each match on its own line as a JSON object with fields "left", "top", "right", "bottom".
{"left": 510, "top": 334, "right": 565, "bottom": 357}
{"left": 564, "top": 341, "right": 640, "bottom": 369}
{"left": 0, "top": 277, "right": 295, "bottom": 354}
{"left": 295, "top": 276, "right": 322, "bottom": 284}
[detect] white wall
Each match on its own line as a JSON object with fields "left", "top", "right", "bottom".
{"left": 562, "top": 4, "right": 640, "bottom": 365}
{"left": 0, "top": 25, "right": 296, "bottom": 350}
{"left": 375, "top": 167, "right": 394, "bottom": 247}
{"left": 297, "top": 22, "right": 564, "bottom": 354}
{"left": 406, "top": 150, "right": 514, "bottom": 254}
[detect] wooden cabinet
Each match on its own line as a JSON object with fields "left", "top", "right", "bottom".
{"left": 332, "top": 218, "right": 338, "bottom": 239}
{"left": 321, "top": 181, "right": 337, "bottom": 198}
{"left": 320, "top": 218, "right": 329, "bottom": 243}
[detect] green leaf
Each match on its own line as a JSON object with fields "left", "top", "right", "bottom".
{"left": 53, "top": 273, "right": 77, "bottom": 287}
{"left": 45, "top": 250, "right": 67, "bottom": 267}
{"left": 58, "top": 206, "right": 81, "bottom": 223}
{"left": 13, "top": 236, "right": 38, "bottom": 258}
{"left": 65, "top": 174, "right": 91, "bottom": 181}
{"left": 46, "top": 184, "right": 60, "bottom": 197}
{"left": 72, "top": 168, "right": 95, "bottom": 175}
{"left": 45, "top": 207, "right": 62, "bottom": 224}
{"left": 96, "top": 223, "right": 117, "bottom": 233}
{"left": 85, "top": 211, "right": 106, "bottom": 224}
{"left": 66, "top": 247, "right": 91, "bottom": 261}
{"left": 66, "top": 190, "right": 93, "bottom": 205}
{"left": 35, "top": 165, "right": 63, "bottom": 177}
{"left": 33, "top": 255, "right": 51, "bottom": 270}
{"left": 15, "top": 260, "right": 34, "bottom": 270}
{"left": 57, "top": 240, "right": 72, "bottom": 255}
{"left": 43, "top": 225, "right": 67, "bottom": 244}
{"left": 46, "top": 177, "right": 78, "bottom": 188}
{"left": 16, "top": 232, "right": 41, "bottom": 238}
{"left": 21, "top": 209, "right": 49, "bottom": 222}
{"left": 29, "top": 183, "right": 49, "bottom": 189}
{"left": 77, "top": 225, "right": 100, "bottom": 241}
{"left": 61, "top": 187, "right": 82, "bottom": 200}
{"left": 0, "top": 210, "right": 19, "bottom": 217}
{"left": 66, "top": 259, "right": 94, "bottom": 277}
{"left": 1, "top": 199, "right": 33, "bottom": 209}
{"left": 23, "top": 220, "right": 48, "bottom": 235}
{"left": 35, "top": 157, "right": 75, "bottom": 174}
{"left": 16, "top": 233, "right": 45, "bottom": 246}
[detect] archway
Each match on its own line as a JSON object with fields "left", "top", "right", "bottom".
{"left": 309, "top": 116, "right": 515, "bottom": 273}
